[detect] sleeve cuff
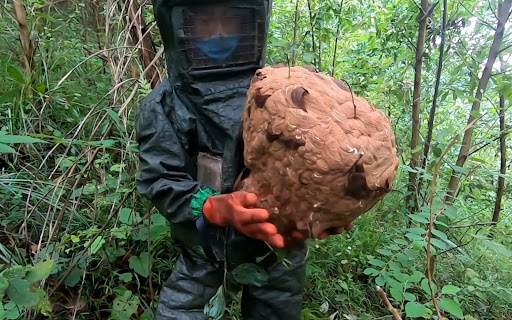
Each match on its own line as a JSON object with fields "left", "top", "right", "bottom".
{"left": 191, "top": 188, "right": 220, "bottom": 220}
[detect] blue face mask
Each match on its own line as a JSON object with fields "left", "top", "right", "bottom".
{"left": 194, "top": 35, "right": 241, "bottom": 62}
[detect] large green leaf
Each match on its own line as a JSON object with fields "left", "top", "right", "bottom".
{"left": 118, "top": 273, "right": 133, "bottom": 283}
{"left": 203, "top": 285, "right": 226, "bottom": 320}
{"left": 129, "top": 252, "right": 151, "bottom": 278}
{"left": 7, "top": 66, "right": 25, "bottom": 84}
{"left": 1, "top": 302, "right": 22, "bottom": 320}
{"left": 0, "top": 143, "right": 16, "bottom": 154}
{"left": 405, "top": 302, "right": 428, "bottom": 318}
{"left": 88, "top": 236, "right": 106, "bottom": 255}
{"left": 421, "top": 278, "right": 437, "bottom": 295}
{"left": 430, "top": 239, "right": 447, "bottom": 250}
{"left": 439, "top": 298, "right": 463, "bottom": 319}
{"left": 1, "top": 266, "right": 26, "bottom": 280}
{"left": 363, "top": 268, "right": 379, "bottom": 276}
{"left": 65, "top": 268, "right": 84, "bottom": 288}
{"left": 25, "top": 260, "right": 54, "bottom": 284}
{"left": 0, "top": 134, "right": 45, "bottom": 144}
{"left": 119, "top": 208, "right": 141, "bottom": 226}
{"left": 0, "top": 89, "right": 19, "bottom": 105}
{"left": 442, "top": 285, "right": 461, "bottom": 295}
{"left": 6, "top": 278, "right": 38, "bottom": 307}
{"left": 111, "top": 290, "right": 140, "bottom": 320}
{"left": 368, "top": 258, "right": 385, "bottom": 267}
{"left": 232, "top": 263, "right": 269, "bottom": 287}
{"left": 0, "top": 277, "right": 8, "bottom": 296}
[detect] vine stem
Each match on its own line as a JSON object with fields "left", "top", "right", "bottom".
{"left": 426, "top": 114, "right": 484, "bottom": 319}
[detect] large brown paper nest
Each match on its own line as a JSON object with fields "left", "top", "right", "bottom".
{"left": 236, "top": 65, "right": 400, "bottom": 245}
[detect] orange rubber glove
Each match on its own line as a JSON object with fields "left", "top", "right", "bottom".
{"left": 203, "top": 191, "right": 285, "bottom": 248}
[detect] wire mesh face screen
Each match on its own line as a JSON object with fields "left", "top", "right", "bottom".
{"left": 181, "top": 4, "right": 264, "bottom": 70}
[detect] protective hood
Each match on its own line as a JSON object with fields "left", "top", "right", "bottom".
{"left": 152, "top": 0, "right": 272, "bottom": 84}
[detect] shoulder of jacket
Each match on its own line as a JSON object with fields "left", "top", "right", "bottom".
{"left": 140, "top": 80, "right": 174, "bottom": 109}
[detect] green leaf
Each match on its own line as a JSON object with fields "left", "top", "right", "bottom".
{"left": 421, "top": 278, "right": 437, "bottom": 295}
{"left": 232, "top": 263, "right": 268, "bottom": 287}
{"left": 404, "top": 292, "right": 416, "bottom": 302}
{"left": 107, "top": 109, "right": 125, "bottom": 133}
{"left": 363, "top": 268, "right": 379, "bottom": 276}
{"left": 7, "top": 66, "right": 25, "bottom": 84}
{"left": 139, "top": 308, "right": 154, "bottom": 320}
{"left": 390, "top": 286, "right": 403, "bottom": 302}
{"left": 129, "top": 252, "right": 151, "bottom": 278}
{"left": 375, "top": 275, "right": 386, "bottom": 287}
{"left": 433, "top": 146, "right": 443, "bottom": 157}
{"left": 435, "top": 220, "right": 449, "bottom": 227}
{"left": 119, "top": 273, "right": 133, "bottom": 283}
{"left": 432, "top": 229, "right": 448, "bottom": 240}
{"left": 0, "top": 277, "right": 8, "bottom": 295}
{"left": 452, "top": 165, "right": 469, "bottom": 174}
{"left": 444, "top": 205, "right": 458, "bottom": 219}
{"left": 2, "top": 266, "right": 26, "bottom": 279}
{"left": 6, "top": 278, "right": 38, "bottom": 307}
{"left": 87, "top": 139, "right": 117, "bottom": 148}
{"left": 482, "top": 240, "right": 512, "bottom": 257}
{"left": 111, "top": 226, "right": 131, "bottom": 240}
{"left": 393, "top": 239, "right": 409, "bottom": 246}
{"left": 408, "top": 214, "right": 429, "bottom": 224}
{"left": 65, "top": 268, "right": 83, "bottom": 287}
{"left": 430, "top": 238, "right": 447, "bottom": 250}
{"left": 0, "top": 143, "right": 16, "bottom": 154}
{"left": 407, "top": 228, "right": 426, "bottom": 235}
{"left": 0, "top": 89, "right": 19, "bottom": 105}
{"left": 376, "top": 249, "right": 393, "bottom": 256}
{"left": 406, "top": 233, "right": 424, "bottom": 241}
{"left": 70, "top": 187, "right": 84, "bottom": 199}
{"left": 0, "top": 134, "right": 45, "bottom": 144}
{"left": 204, "top": 285, "right": 226, "bottom": 320}
{"left": 2, "top": 302, "right": 21, "bottom": 319}
{"left": 87, "top": 236, "right": 106, "bottom": 254}
{"left": 403, "top": 249, "right": 417, "bottom": 259}
{"left": 439, "top": 298, "right": 463, "bottom": 319}
{"left": 442, "top": 285, "right": 461, "bottom": 295}
{"left": 112, "top": 290, "right": 140, "bottom": 320}
{"left": 471, "top": 156, "right": 487, "bottom": 164}
{"left": 25, "top": 260, "right": 54, "bottom": 284}
{"left": 369, "top": 259, "right": 385, "bottom": 267}
{"left": 405, "top": 302, "right": 428, "bottom": 318}
{"left": 34, "top": 287, "right": 51, "bottom": 316}
{"left": 408, "top": 271, "right": 423, "bottom": 283}
{"left": 120, "top": 208, "right": 141, "bottom": 226}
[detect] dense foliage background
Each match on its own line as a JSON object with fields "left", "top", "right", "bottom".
{"left": 0, "top": 0, "right": 511, "bottom": 319}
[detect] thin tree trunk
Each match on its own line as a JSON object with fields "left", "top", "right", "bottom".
{"left": 82, "top": 4, "right": 90, "bottom": 44}
{"left": 126, "top": 0, "right": 160, "bottom": 88}
{"left": 445, "top": 0, "right": 512, "bottom": 203}
{"left": 12, "top": 0, "right": 36, "bottom": 75}
{"left": 292, "top": 0, "right": 300, "bottom": 66}
{"left": 318, "top": 33, "right": 322, "bottom": 71}
{"left": 491, "top": 57, "right": 507, "bottom": 230}
{"left": 331, "top": 0, "right": 344, "bottom": 77}
{"left": 90, "top": 0, "right": 107, "bottom": 73}
{"left": 418, "top": 0, "right": 448, "bottom": 202}
{"left": 306, "top": 0, "right": 317, "bottom": 67}
{"left": 406, "top": 0, "right": 430, "bottom": 215}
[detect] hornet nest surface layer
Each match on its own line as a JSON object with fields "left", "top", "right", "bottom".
{"left": 237, "top": 65, "right": 400, "bottom": 246}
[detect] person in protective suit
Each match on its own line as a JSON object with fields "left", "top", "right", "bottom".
{"left": 136, "top": 1, "right": 351, "bottom": 319}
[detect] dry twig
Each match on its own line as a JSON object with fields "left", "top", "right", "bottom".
{"left": 376, "top": 286, "right": 402, "bottom": 320}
